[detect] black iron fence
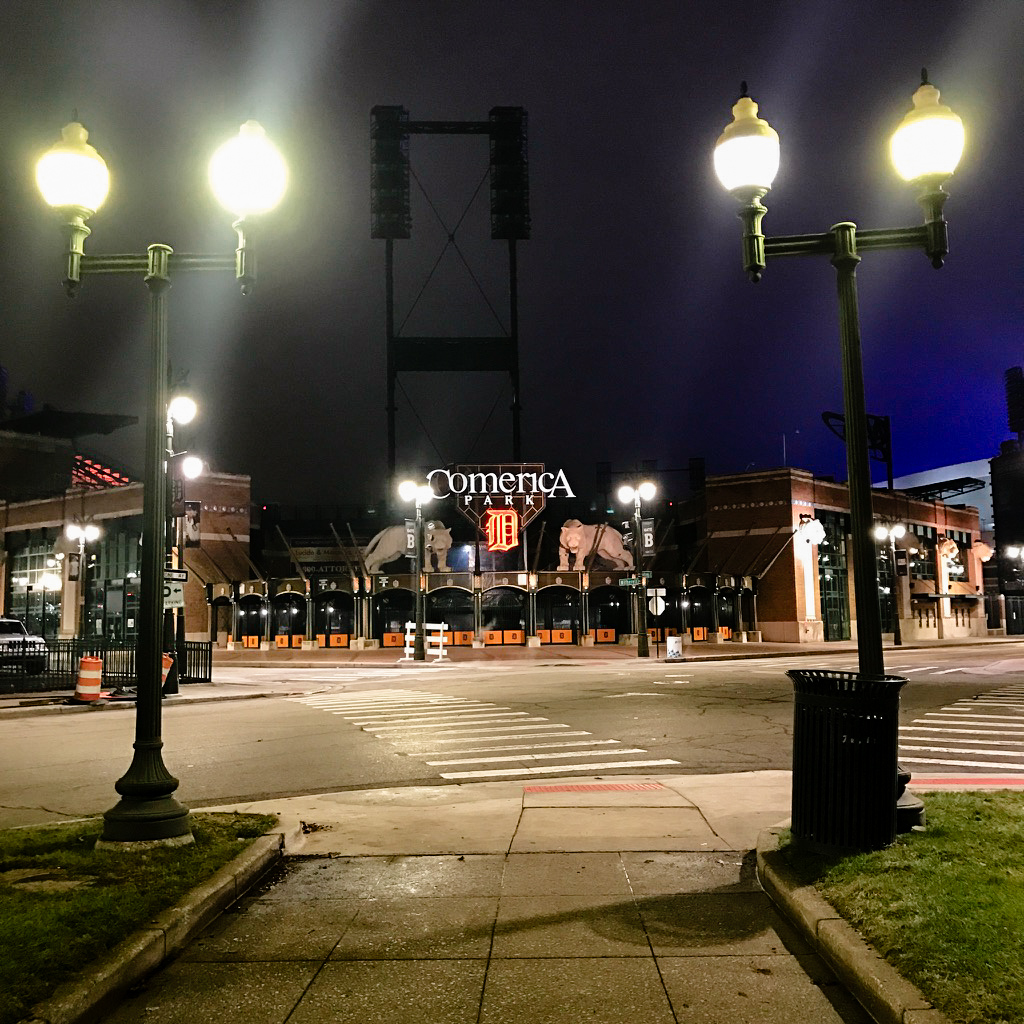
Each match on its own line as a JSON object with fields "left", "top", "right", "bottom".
{"left": 0, "top": 639, "right": 213, "bottom": 695}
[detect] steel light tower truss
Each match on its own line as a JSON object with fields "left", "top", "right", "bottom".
{"left": 371, "top": 106, "right": 530, "bottom": 477}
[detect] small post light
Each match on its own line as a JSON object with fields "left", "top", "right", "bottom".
{"left": 618, "top": 480, "right": 656, "bottom": 657}
{"left": 399, "top": 479, "right": 433, "bottom": 660}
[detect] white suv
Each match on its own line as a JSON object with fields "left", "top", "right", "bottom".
{"left": 0, "top": 618, "right": 48, "bottom": 674}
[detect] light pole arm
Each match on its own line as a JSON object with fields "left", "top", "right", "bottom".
{"left": 735, "top": 187, "right": 950, "bottom": 282}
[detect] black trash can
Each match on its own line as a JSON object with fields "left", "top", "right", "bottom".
{"left": 787, "top": 669, "right": 907, "bottom": 853}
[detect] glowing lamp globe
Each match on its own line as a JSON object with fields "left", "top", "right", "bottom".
{"left": 208, "top": 120, "right": 288, "bottom": 218}
{"left": 181, "top": 456, "right": 204, "bottom": 480}
{"left": 638, "top": 481, "right": 656, "bottom": 502}
{"left": 36, "top": 122, "right": 110, "bottom": 214}
{"left": 890, "top": 80, "right": 964, "bottom": 183}
{"left": 168, "top": 395, "right": 198, "bottom": 425}
{"left": 714, "top": 94, "right": 780, "bottom": 194}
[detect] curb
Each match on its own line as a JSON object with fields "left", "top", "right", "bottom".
{"left": 20, "top": 832, "right": 285, "bottom": 1024}
{"left": 0, "top": 691, "right": 301, "bottom": 720}
{"left": 755, "top": 826, "right": 952, "bottom": 1024}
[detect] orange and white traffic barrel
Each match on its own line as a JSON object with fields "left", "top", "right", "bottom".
{"left": 72, "top": 656, "right": 103, "bottom": 702}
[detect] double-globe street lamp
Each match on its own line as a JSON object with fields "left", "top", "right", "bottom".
{"left": 164, "top": 394, "right": 203, "bottom": 696}
{"left": 398, "top": 480, "right": 435, "bottom": 661}
{"left": 714, "top": 70, "right": 964, "bottom": 680}
{"left": 618, "top": 481, "right": 656, "bottom": 658}
{"left": 65, "top": 521, "right": 101, "bottom": 639}
{"left": 715, "top": 73, "right": 963, "bottom": 849}
{"left": 873, "top": 523, "right": 907, "bottom": 647}
{"left": 36, "top": 119, "right": 287, "bottom": 846}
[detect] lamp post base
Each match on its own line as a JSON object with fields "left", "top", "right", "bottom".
{"left": 99, "top": 794, "right": 193, "bottom": 846}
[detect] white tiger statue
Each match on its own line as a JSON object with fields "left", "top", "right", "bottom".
{"left": 363, "top": 521, "right": 452, "bottom": 574}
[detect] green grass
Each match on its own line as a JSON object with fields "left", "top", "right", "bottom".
{"left": 781, "top": 791, "right": 1024, "bottom": 1024}
{"left": 0, "top": 812, "right": 278, "bottom": 1024}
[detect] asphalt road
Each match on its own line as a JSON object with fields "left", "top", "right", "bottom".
{"left": 1, "top": 647, "right": 1022, "bottom": 829}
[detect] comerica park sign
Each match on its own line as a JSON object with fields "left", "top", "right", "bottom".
{"left": 425, "top": 463, "right": 575, "bottom": 552}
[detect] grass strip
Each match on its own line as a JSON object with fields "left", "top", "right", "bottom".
{"left": 0, "top": 811, "right": 278, "bottom": 1024}
{"left": 781, "top": 791, "right": 1024, "bottom": 1024}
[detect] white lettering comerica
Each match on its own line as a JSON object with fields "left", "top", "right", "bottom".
{"left": 419, "top": 467, "right": 575, "bottom": 499}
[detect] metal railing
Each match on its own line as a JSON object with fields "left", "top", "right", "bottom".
{"left": 0, "top": 639, "right": 214, "bottom": 694}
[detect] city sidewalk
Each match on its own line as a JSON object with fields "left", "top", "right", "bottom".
{"left": 83, "top": 772, "right": 875, "bottom": 1024}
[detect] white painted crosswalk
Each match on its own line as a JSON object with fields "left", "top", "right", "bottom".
{"left": 288, "top": 688, "right": 679, "bottom": 779}
{"left": 900, "top": 685, "right": 1024, "bottom": 773}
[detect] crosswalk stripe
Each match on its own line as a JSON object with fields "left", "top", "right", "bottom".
{"left": 344, "top": 711, "right": 525, "bottom": 724}
{"left": 408, "top": 730, "right": 593, "bottom": 745}
{"left": 901, "top": 744, "right": 1024, "bottom": 758}
{"left": 306, "top": 699, "right": 474, "bottom": 709}
{"left": 940, "top": 704, "right": 1024, "bottom": 712}
{"left": 367, "top": 717, "right": 551, "bottom": 733}
{"left": 957, "top": 701, "right": 1024, "bottom": 709}
{"left": 415, "top": 740, "right": 622, "bottom": 756}
{"left": 899, "top": 735, "right": 1024, "bottom": 746}
{"left": 427, "top": 748, "right": 646, "bottom": 766}
{"left": 901, "top": 666, "right": 938, "bottom": 673}
{"left": 933, "top": 668, "right": 967, "bottom": 675}
{"left": 439, "top": 759, "right": 680, "bottom": 779}
{"left": 374, "top": 724, "right": 572, "bottom": 737}
{"left": 916, "top": 722, "right": 1024, "bottom": 732}
{"left": 342, "top": 706, "right": 508, "bottom": 721}
{"left": 903, "top": 726, "right": 1024, "bottom": 736}
{"left": 928, "top": 714, "right": 1024, "bottom": 723}
{"left": 899, "top": 755, "right": 1024, "bottom": 771}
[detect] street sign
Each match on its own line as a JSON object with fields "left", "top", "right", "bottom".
{"left": 165, "top": 569, "right": 188, "bottom": 582}
{"left": 641, "top": 571, "right": 653, "bottom": 579}
{"left": 618, "top": 577, "right": 638, "bottom": 587}
{"left": 647, "top": 587, "right": 666, "bottom": 597}
{"left": 649, "top": 596, "right": 667, "bottom": 616}
{"left": 163, "top": 581, "right": 185, "bottom": 610}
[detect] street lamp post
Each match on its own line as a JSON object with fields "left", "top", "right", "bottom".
{"left": 714, "top": 71, "right": 964, "bottom": 679}
{"left": 618, "top": 481, "right": 656, "bottom": 658}
{"left": 37, "top": 119, "right": 286, "bottom": 846}
{"left": 399, "top": 480, "right": 434, "bottom": 661}
{"left": 874, "top": 523, "right": 907, "bottom": 646}
{"left": 165, "top": 395, "right": 202, "bottom": 696}
{"left": 65, "top": 522, "right": 101, "bottom": 640}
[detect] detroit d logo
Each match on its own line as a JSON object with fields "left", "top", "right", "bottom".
{"left": 484, "top": 508, "right": 520, "bottom": 552}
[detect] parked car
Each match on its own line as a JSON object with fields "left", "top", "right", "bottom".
{"left": 0, "top": 617, "right": 48, "bottom": 674}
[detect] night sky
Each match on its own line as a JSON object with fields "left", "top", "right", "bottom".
{"left": 0, "top": 1, "right": 1021, "bottom": 507}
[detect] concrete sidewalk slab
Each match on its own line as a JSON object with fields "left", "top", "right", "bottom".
{"left": 202, "top": 771, "right": 793, "bottom": 856}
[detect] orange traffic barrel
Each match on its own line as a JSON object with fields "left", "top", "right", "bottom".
{"left": 161, "top": 652, "right": 174, "bottom": 689}
{"left": 72, "top": 656, "right": 103, "bottom": 702}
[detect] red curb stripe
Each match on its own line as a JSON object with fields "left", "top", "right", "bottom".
{"left": 911, "top": 776, "right": 1024, "bottom": 786}
{"left": 523, "top": 782, "right": 667, "bottom": 792}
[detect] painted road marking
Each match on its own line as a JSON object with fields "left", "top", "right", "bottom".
{"left": 288, "top": 688, "right": 680, "bottom": 778}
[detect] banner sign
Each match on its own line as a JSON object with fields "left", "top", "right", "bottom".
{"left": 642, "top": 518, "right": 656, "bottom": 555}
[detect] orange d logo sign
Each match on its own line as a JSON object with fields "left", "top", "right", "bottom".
{"left": 484, "top": 508, "right": 520, "bottom": 552}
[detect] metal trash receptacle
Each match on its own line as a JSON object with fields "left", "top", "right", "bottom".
{"left": 787, "top": 668, "right": 907, "bottom": 853}
{"left": 665, "top": 635, "right": 683, "bottom": 659}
